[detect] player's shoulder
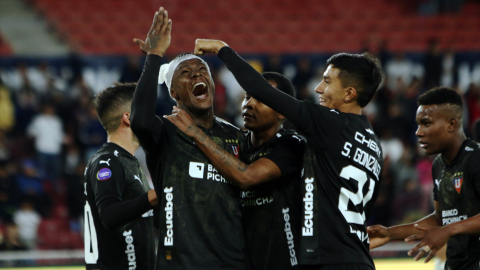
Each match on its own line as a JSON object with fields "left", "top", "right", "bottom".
{"left": 215, "top": 117, "right": 241, "bottom": 131}
{"left": 464, "top": 140, "right": 480, "bottom": 163}
{"left": 274, "top": 129, "right": 307, "bottom": 150}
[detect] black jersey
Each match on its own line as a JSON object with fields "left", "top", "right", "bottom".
{"left": 131, "top": 55, "right": 247, "bottom": 270}
{"left": 219, "top": 47, "right": 383, "bottom": 268}
{"left": 432, "top": 139, "right": 480, "bottom": 270}
{"left": 84, "top": 143, "right": 155, "bottom": 270}
{"left": 242, "top": 129, "right": 306, "bottom": 270}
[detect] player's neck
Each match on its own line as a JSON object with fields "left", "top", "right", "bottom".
{"left": 186, "top": 107, "right": 215, "bottom": 129}
{"left": 107, "top": 128, "right": 139, "bottom": 156}
{"left": 251, "top": 124, "right": 281, "bottom": 148}
{"left": 442, "top": 132, "right": 467, "bottom": 164}
{"left": 339, "top": 103, "right": 362, "bottom": 115}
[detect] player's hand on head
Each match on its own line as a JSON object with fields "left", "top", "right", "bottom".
{"left": 366, "top": 225, "right": 391, "bottom": 249}
{"left": 133, "top": 6, "right": 172, "bottom": 57}
{"left": 405, "top": 224, "right": 450, "bottom": 263}
{"left": 194, "top": 39, "right": 228, "bottom": 55}
{"left": 163, "top": 106, "right": 200, "bottom": 138}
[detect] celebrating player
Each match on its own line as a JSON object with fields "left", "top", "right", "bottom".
{"left": 194, "top": 40, "right": 384, "bottom": 270}
{"left": 368, "top": 87, "right": 480, "bottom": 270}
{"left": 84, "top": 82, "right": 157, "bottom": 270}
{"left": 165, "top": 72, "right": 306, "bottom": 270}
{"left": 130, "top": 8, "right": 248, "bottom": 270}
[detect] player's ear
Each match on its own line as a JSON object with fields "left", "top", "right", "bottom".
{"left": 344, "top": 87, "right": 357, "bottom": 103}
{"left": 123, "top": 112, "right": 131, "bottom": 126}
{"left": 278, "top": 114, "right": 285, "bottom": 121}
{"left": 447, "top": 117, "right": 457, "bottom": 132}
{"left": 170, "top": 89, "right": 179, "bottom": 100}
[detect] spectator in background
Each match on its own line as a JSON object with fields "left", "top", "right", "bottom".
{"left": 27, "top": 103, "right": 65, "bottom": 191}
{"left": 441, "top": 48, "right": 457, "bottom": 87}
{"left": 292, "top": 57, "right": 313, "bottom": 91}
{"left": 13, "top": 201, "right": 40, "bottom": 250}
{"left": 264, "top": 55, "right": 283, "bottom": 74}
{"left": 78, "top": 106, "right": 107, "bottom": 162}
{"left": 119, "top": 56, "right": 142, "bottom": 83}
{"left": 16, "top": 160, "right": 51, "bottom": 216}
{"left": 424, "top": 39, "right": 442, "bottom": 90}
{"left": 416, "top": 154, "right": 435, "bottom": 214}
{"left": 14, "top": 80, "right": 38, "bottom": 134}
{"left": 0, "top": 222, "right": 27, "bottom": 251}
{"left": 386, "top": 53, "right": 419, "bottom": 91}
{"left": 65, "top": 162, "right": 84, "bottom": 233}
{"left": 0, "top": 162, "right": 19, "bottom": 222}
{"left": 0, "top": 78, "right": 14, "bottom": 132}
{"left": 392, "top": 179, "right": 422, "bottom": 223}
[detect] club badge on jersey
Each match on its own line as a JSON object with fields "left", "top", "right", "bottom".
{"left": 452, "top": 177, "right": 463, "bottom": 194}
{"left": 226, "top": 139, "right": 239, "bottom": 159}
{"left": 97, "top": 168, "right": 112, "bottom": 181}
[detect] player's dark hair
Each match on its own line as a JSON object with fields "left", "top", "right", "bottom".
{"left": 417, "top": 87, "right": 463, "bottom": 107}
{"left": 93, "top": 82, "right": 136, "bottom": 133}
{"left": 262, "top": 72, "right": 296, "bottom": 98}
{"left": 326, "top": 52, "right": 384, "bottom": 108}
{"left": 418, "top": 86, "right": 463, "bottom": 120}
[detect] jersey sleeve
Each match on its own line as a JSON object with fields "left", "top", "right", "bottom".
{"left": 131, "top": 54, "right": 166, "bottom": 154}
{"left": 466, "top": 151, "right": 480, "bottom": 197}
{"left": 263, "top": 134, "right": 306, "bottom": 181}
{"left": 218, "top": 46, "right": 345, "bottom": 150}
{"left": 90, "top": 154, "right": 125, "bottom": 208}
{"left": 432, "top": 163, "right": 438, "bottom": 201}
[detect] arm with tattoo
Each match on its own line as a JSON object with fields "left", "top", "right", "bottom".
{"left": 165, "top": 107, "right": 282, "bottom": 189}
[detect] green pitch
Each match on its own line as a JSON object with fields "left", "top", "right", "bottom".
{"left": 1, "top": 259, "right": 435, "bottom": 270}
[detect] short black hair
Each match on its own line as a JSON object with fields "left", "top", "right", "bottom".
{"left": 417, "top": 87, "right": 463, "bottom": 107}
{"left": 93, "top": 82, "right": 136, "bottom": 133}
{"left": 262, "top": 72, "right": 296, "bottom": 98}
{"left": 326, "top": 52, "right": 384, "bottom": 108}
{"left": 418, "top": 86, "right": 463, "bottom": 120}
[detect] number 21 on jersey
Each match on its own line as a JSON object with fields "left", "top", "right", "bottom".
{"left": 338, "top": 165, "right": 375, "bottom": 225}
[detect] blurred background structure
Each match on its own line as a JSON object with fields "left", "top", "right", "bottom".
{"left": 0, "top": 0, "right": 479, "bottom": 267}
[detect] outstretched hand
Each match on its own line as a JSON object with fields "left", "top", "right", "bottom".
{"left": 133, "top": 7, "right": 172, "bottom": 56}
{"left": 405, "top": 224, "right": 450, "bottom": 263}
{"left": 194, "top": 39, "right": 228, "bottom": 55}
{"left": 367, "top": 225, "right": 391, "bottom": 250}
{"left": 163, "top": 106, "right": 201, "bottom": 138}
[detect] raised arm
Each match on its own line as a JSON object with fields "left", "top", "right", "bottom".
{"left": 165, "top": 107, "right": 282, "bottom": 189}
{"left": 130, "top": 7, "right": 172, "bottom": 151}
{"left": 194, "top": 39, "right": 303, "bottom": 125}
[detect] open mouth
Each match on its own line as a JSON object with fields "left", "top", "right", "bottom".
{"left": 419, "top": 141, "right": 428, "bottom": 148}
{"left": 242, "top": 111, "right": 255, "bottom": 119}
{"left": 192, "top": 82, "right": 208, "bottom": 100}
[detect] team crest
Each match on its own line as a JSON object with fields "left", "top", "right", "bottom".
{"left": 226, "top": 139, "right": 239, "bottom": 159}
{"left": 229, "top": 144, "right": 239, "bottom": 159}
{"left": 452, "top": 177, "right": 463, "bottom": 194}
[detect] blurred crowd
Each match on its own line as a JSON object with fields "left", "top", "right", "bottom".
{"left": 0, "top": 38, "right": 479, "bottom": 252}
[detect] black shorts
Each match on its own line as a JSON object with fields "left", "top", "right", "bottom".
{"left": 300, "top": 264, "right": 374, "bottom": 270}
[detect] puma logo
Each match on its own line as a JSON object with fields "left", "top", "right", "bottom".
{"left": 100, "top": 159, "right": 111, "bottom": 166}
{"left": 435, "top": 179, "right": 441, "bottom": 190}
{"left": 134, "top": 175, "right": 142, "bottom": 184}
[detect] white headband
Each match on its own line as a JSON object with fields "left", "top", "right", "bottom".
{"left": 158, "top": 54, "right": 211, "bottom": 90}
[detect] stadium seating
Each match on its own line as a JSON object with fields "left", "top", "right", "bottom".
{"left": 0, "top": 33, "right": 13, "bottom": 56}
{"left": 27, "top": 0, "right": 480, "bottom": 55}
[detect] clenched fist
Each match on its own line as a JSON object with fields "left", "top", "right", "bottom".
{"left": 194, "top": 39, "right": 228, "bottom": 55}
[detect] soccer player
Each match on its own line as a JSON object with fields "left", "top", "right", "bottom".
{"left": 165, "top": 72, "right": 306, "bottom": 269}
{"left": 130, "top": 8, "right": 248, "bottom": 270}
{"left": 193, "top": 40, "right": 384, "bottom": 270}
{"left": 84, "top": 82, "right": 157, "bottom": 270}
{"left": 368, "top": 87, "right": 480, "bottom": 270}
